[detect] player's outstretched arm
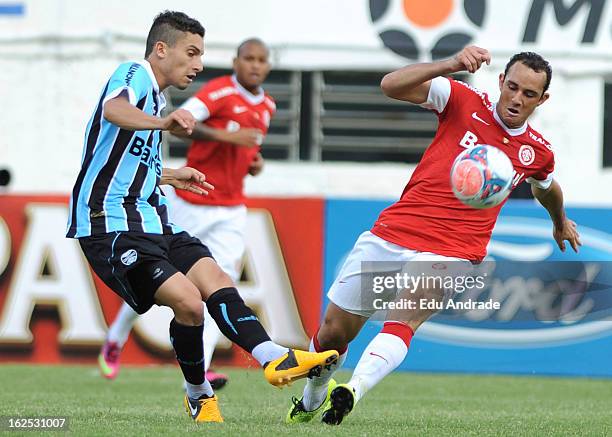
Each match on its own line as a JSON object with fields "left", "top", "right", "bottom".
{"left": 160, "top": 167, "right": 214, "bottom": 196}
{"left": 173, "top": 124, "right": 263, "bottom": 148}
{"left": 532, "top": 180, "right": 582, "bottom": 253}
{"left": 104, "top": 95, "right": 196, "bottom": 134}
{"left": 380, "top": 45, "right": 491, "bottom": 104}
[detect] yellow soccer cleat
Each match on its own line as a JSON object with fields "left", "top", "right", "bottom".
{"left": 264, "top": 348, "right": 339, "bottom": 388}
{"left": 286, "top": 378, "right": 337, "bottom": 423}
{"left": 183, "top": 394, "right": 224, "bottom": 423}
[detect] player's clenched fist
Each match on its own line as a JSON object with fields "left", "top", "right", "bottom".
{"left": 449, "top": 46, "right": 491, "bottom": 74}
{"left": 163, "top": 108, "right": 197, "bottom": 136}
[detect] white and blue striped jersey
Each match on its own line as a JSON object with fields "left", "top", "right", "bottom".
{"left": 66, "top": 60, "right": 181, "bottom": 238}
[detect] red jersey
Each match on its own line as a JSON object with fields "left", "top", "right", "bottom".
{"left": 177, "top": 75, "right": 276, "bottom": 206}
{"left": 371, "top": 77, "right": 555, "bottom": 261}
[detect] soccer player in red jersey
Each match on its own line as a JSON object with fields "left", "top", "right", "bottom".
{"left": 286, "top": 46, "right": 582, "bottom": 425}
{"left": 99, "top": 39, "right": 283, "bottom": 389}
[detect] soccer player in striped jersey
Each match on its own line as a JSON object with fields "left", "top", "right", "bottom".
{"left": 98, "top": 38, "right": 275, "bottom": 391}
{"left": 66, "top": 11, "right": 337, "bottom": 423}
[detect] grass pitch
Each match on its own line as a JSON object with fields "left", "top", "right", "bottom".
{"left": 1, "top": 364, "right": 611, "bottom": 436}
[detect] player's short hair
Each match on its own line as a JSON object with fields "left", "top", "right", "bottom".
{"left": 504, "top": 52, "right": 552, "bottom": 94}
{"left": 236, "top": 38, "right": 268, "bottom": 58}
{"left": 145, "top": 11, "right": 205, "bottom": 58}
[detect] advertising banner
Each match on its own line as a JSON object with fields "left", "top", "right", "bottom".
{"left": 3, "top": 194, "right": 612, "bottom": 376}
{"left": 0, "top": 195, "right": 324, "bottom": 366}
{"left": 324, "top": 199, "right": 612, "bottom": 376}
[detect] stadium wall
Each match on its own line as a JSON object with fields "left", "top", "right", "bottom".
{"left": 2, "top": 0, "right": 612, "bottom": 204}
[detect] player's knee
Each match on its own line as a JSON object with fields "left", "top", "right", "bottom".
{"left": 173, "top": 298, "right": 204, "bottom": 326}
{"left": 211, "top": 267, "right": 233, "bottom": 288}
{"left": 194, "top": 261, "right": 234, "bottom": 299}
{"left": 317, "top": 317, "right": 351, "bottom": 350}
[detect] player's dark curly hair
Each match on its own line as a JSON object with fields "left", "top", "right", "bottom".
{"left": 504, "top": 52, "right": 552, "bottom": 94}
{"left": 145, "top": 11, "right": 205, "bottom": 58}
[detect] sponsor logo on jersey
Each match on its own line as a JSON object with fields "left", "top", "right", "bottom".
{"left": 120, "top": 249, "right": 138, "bottom": 266}
{"left": 519, "top": 144, "right": 536, "bottom": 165}
{"left": 458, "top": 81, "right": 493, "bottom": 111}
{"left": 233, "top": 105, "right": 248, "bottom": 114}
{"left": 124, "top": 63, "right": 140, "bottom": 86}
{"left": 459, "top": 130, "right": 479, "bottom": 149}
{"left": 528, "top": 131, "right": 553, "bottom": 151}
{"left": 209, "top": 86, "right": 237, "bottom": 101}
{"left": 471, "top": 111, "right": 490, "bottom": 125}
{"left": 128, "top": 136, "right": 162, "bottom": 177}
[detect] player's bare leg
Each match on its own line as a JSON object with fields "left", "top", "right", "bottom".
{"left": 322, "top": 287, "right": 442, "bottom": 425}
{"left": 154, "top": 272, "right": 222, "bottom": 422}
{"left": 287, "top": 302, "right": 367, "bottom": 423}
{"left": 187, "top": 258, "right": 339, "bottom": 387}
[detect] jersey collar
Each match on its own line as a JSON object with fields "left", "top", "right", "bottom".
{"left": 137, "top": 60, "right": 160, "bottom": 93}
{"left": 492, "top": 102, "right": 527, "bottom": 136}
{"left": 137, "top": 59, "right": 166, "bottom": 111}
{"left": 231, "top": 74, "right": 265, "bottom": 105}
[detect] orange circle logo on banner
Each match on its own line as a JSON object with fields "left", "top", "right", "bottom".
{"left": 403, "top": 0, "right": 454, "bottom": 28}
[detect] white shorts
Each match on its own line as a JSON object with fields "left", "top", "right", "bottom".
{"left": 327, "top": 231, "right": 472, "bottom": 318}
{"left": 165, "top": 187, "right": 246, "bottom": 282}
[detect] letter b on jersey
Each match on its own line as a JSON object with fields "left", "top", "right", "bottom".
{"left": 129, "top": 137, "right": 145, "bottom": 157}
{"left": 460, "top": 130, "right": 479, "bottom": 149}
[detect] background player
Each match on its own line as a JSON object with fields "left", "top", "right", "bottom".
{"left": 285, "top": 46, "right": 581, "bottom": 425}
{"left": 99, "top": 38, "right": 274, "bottom": 391}
{"left": 66, "top": 11, "right": 337, "bottom": 423}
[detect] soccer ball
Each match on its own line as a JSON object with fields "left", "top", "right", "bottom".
{"left": 450, "top": 145, "right": 514, "bottom": 209}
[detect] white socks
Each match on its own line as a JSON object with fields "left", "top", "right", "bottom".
{"left": 185, "top": 379, "right": 214, "bottom": 399}
{"left": 302, "top": 322, "right": 413, "bottom": 409}
{"left": 302, "top": 338, "right": 347, "bottom": 411}
{"left": 106, "top": 302, "right": 139, "bottom": 347}
{"left": 251, "top": 341, "right": 289, "bottom": 366}
{"left": 348, "top": 329, "right": 411, "bottom": 402}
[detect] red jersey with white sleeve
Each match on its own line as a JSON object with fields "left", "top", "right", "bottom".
{"left": 371, "top": 77, "right": 555, "bottom": 261}
{"left": 176, "top": 75, "right": 276, "bottom": 206}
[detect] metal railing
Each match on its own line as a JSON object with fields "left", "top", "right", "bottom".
{"left": 309, "top": 71, "right": 438, "bottom": 162}
{"left": 164, "top": 68, "right": 301, "bottom": 161}
{"left": 165, "top": 69, "right": 444, "bottom": 163}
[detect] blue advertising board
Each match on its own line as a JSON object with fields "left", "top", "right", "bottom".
{"left": 323, "top": 199, "right": 612, "bottom": 376}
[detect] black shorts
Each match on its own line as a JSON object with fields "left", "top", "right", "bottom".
{"left": 79, "top": 231, "right": 213, "bottom": 314}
